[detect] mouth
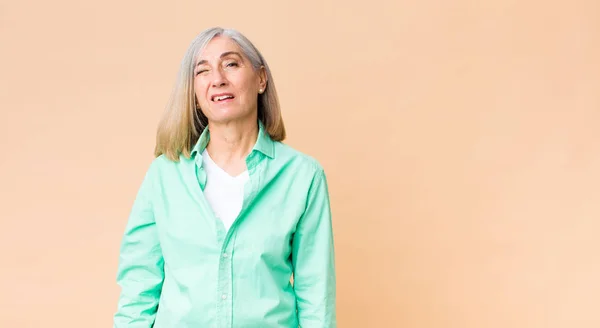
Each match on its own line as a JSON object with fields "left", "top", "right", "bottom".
{"left": 211, "top": 93, "right": 235, "bottom": 102}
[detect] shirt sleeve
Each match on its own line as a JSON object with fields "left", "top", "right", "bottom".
{"left": 292, "top": 168, "right": 337, "bottom": 327}
{"left": 113, "top": 165, "right": 164, "bottom": 328}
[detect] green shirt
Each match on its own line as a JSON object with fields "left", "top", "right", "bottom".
{"left": 113, "top": 122, "right": 337, "bottom": 328}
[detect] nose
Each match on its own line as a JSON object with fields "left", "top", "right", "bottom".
{"left": 211, "top": 67, "right": 227, "bottom": 88}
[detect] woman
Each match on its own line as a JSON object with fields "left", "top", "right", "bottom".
{"left": 113, "top": 27, "right": 336, "bottom": 328}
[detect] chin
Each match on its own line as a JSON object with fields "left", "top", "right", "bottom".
{"left": 207, "top": 108, "right": 254, "bottom": 124}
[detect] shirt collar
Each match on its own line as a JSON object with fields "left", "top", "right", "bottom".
{"left": 191, "top": 120, "right": 275, "bottom": 159}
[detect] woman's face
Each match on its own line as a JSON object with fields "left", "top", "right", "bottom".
{"left": 193, "top": 36, "right": 266, "bottom": 125}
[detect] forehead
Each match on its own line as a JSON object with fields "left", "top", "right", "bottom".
{"left": 196, "top": 36, "right": 243, "bottom": 63}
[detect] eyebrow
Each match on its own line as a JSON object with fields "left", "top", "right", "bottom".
{"left": 196, "top": 51, "right": 243, "bottom": 67}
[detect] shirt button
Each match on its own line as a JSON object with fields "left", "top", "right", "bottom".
{"left": 221, "top": 294, "right": 227, "bottom": 300}
{"left": 222, "top": 253, "right": 228, "bottom": 258}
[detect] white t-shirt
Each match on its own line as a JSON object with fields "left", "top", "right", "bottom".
{"left": 201, "top": 149, "right": 249, "bottom": 231}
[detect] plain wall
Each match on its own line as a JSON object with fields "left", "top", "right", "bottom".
{"left": 1, "top": 0, "right": 599, "bottom": 327}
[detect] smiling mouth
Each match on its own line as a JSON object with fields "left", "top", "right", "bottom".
{"left": 212, "top": 95, "right": 235, "bottom": 102}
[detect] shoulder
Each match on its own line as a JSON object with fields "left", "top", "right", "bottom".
{"left": 273, "top": 141, "right": 326, "bottom": 177}
{"left": 146, "top": 153, "right": 177, "bottom": 172}
{"left": 142, "top": 153, "right": 192, "bottom": 180}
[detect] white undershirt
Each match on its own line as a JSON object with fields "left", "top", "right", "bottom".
{"left": 201, "top": 149, "right": 249, "bottom": 231}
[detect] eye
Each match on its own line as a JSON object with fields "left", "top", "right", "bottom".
{"left": 225, "top": 61, "right": 239, "bottom": 68}
{"left": 196, "top": 69, "right": 208, "bottom": 76}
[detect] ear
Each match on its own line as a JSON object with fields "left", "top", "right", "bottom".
{"left": 258, "top": 66, "right": 268, "bottom": 91}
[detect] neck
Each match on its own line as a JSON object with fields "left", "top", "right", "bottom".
{"left": 205, "top": 119, "right": 258, "bottom": 168}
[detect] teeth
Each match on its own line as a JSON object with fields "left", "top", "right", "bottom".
{"left": 214, "top": 95, "right": 233, "bottom": 101}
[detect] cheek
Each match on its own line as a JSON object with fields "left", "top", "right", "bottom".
{"left": 238, "top": 77, "right": 258, "bottom": 96}
{"left": 194, "top": 80, "right": 210, "bottom": 100}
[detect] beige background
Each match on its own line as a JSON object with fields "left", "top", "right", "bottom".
{"left": 1, "top": 0, "right": 599, "bottom": 327}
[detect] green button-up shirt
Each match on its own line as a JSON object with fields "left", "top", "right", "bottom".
{"left": 113, "top": 122, "right": 336, "bottom": 327}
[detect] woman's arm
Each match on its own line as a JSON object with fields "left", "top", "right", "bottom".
{"left": 113, "top": 166, "right": 164, "bottom": 328}
{"left": 292, "top": 168, "right": 337, "bottom": 328}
